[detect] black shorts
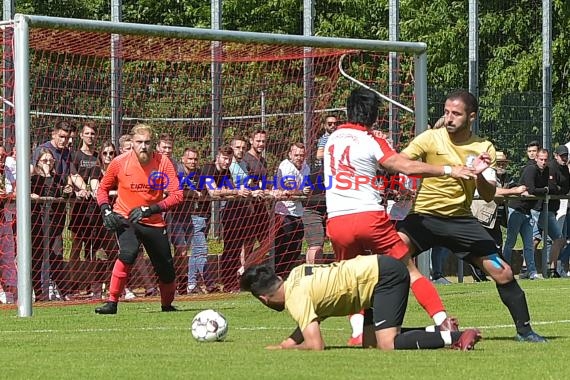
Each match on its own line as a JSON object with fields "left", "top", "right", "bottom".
{"left": 116, "top": 222, "right": 175, "bottom": 283}
{"left": 302, "top": 208, "right": 325, "bottom": 247}
{"left": 396, "top": 213, "right": 499, "bottom": 260}
{"left": 366, "top": 255, "right": 410, "bottom": 331}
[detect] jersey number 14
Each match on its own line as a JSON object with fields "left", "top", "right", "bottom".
{"left": 328, "top": 145, "right": 355, "bottom": 177}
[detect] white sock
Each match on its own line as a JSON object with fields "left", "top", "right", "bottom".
{"left": 349, "top": 313, "right": 364, "bottom": 338}
{"left": 440, "top": 331, "right": 452, "bottom": 346}
{"left": 433, "top": 311, "right": 448, "bottom": 326}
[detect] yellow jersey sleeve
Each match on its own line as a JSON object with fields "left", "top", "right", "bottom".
{"left": 286, "top": 281, "right": 320, "bottom": 331}
{"left": 402, "top": 128, "right": 435, "bottom": 161}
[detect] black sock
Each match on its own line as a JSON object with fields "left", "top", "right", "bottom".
{"left": 394, "top": 331, "right": 445, "bottom": 350}
{"left": 451, "top": 331, "right": 462, "bottom": 343}
{"left": 496, "top": 280, "right": 532, "bottom": 336}
{"left": 400, "top": 327, "right": 427, "bottom": 333}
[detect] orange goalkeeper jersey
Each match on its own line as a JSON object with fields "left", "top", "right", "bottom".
{"left": 97, "top": 150, "right": 183, "bottom": 227}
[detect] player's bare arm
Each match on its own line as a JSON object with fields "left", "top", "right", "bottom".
{"left": 206, "top": 181, "right": 250, "bottom": 198}
{"left": 183, "top": 189, "right": 203, "bottom": 199}
{"left": 269, "top": 321, "right": 324, "bottom": 351}
{"left": 496, "top": 185, "right": 526, "bottom": 196}
{"left": 382, "top": 152, "right": 476, "bottom": 180}
{"left": 69, "top": 173, "right": 89, "bottom": 198}
{"left": 266, "top": 327, "right": 303, "bottom": 350}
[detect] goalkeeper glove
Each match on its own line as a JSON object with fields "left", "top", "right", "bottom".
{"left": 128, "top": 204, "right": 161, "bottom": 223}
{"left": 101, "top": 204, "right": 125, "bottom": 231}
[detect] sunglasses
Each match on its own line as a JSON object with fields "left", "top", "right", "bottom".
{"left": 39, "top": 158, "right": 55, "bottom": 164}
{"left": 102, "top": 151, "right": 116, "bottom": 156}
{"left": 327, "top": 121, "right": 339, "bottom": 126}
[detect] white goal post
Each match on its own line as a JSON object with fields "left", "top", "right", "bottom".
{"left": 12, "top": 14, "right": 428, "bottom": 317}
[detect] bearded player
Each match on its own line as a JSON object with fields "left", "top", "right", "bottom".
{"left": 95, "top": 124, "right": 183, "bottom": 314}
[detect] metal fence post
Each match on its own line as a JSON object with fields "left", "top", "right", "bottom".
{"left": 541, "top": 195, "right": 549, "bottom": 278}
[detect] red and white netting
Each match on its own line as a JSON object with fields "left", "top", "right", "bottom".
{"left": 0, "top": 25, "right": 417, "bottom": 304}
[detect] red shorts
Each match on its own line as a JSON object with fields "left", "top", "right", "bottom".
{"left": 326, "top": 211, "right": 408, "bottom": 261}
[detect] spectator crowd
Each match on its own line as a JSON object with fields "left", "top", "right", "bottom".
{"left": 0, "top": 110, "right": 569, "bottom": 307}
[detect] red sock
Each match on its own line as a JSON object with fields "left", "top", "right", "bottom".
{"left": 410, "top": 276, "right": 445, "bottom": 318}
{"left": 108, "top": 260, "right": 131, "bottom": 303}
{"left": 159, "top": 280, "right": 176, "bottom": 307}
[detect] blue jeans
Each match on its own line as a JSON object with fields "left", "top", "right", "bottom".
{"left": 503, "top": 208, "right": 537, "bottom": 273}
{"left": 531, "top": 209, "right": 563, "bottom": 262}
{"left": 188, "top": 215, "right": 209, "bottom": 287}
{"left": 559, "top": 212, "right": 570, "bottom": 264}
{"left": 431, "top": 246, "right": 450, "bottom": 277}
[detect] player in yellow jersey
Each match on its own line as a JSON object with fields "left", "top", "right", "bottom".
{"left": 396, "top": 89, "right": 546, "bottom": 343}
{"left": 240, "top": 255, "right": 481, "bottom": 351}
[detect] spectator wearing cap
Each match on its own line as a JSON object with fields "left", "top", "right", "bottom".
{"left": 546, "top": 145, "right": 570, "bottom": 276}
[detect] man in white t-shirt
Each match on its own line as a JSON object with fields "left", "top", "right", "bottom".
{"left": 324, "top": 88, "right": 475, "bottom": 345}
{"left": 274, "top": 143, "right": 311, "bottom": 278}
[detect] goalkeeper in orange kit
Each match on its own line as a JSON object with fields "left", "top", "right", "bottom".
{"left": 95, "top": 124, "right": 183, "bottom": 314}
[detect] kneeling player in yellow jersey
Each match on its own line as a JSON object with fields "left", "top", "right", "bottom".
{"left": 240, "top": 255, "right": 480, "bottom": 351}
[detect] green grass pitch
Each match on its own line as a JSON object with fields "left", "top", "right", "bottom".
{"left": 1, "top": 280, "right": 570, "bottom": 379}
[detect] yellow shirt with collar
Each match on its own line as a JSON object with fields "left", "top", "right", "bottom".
{"left": 403, "top": 128, "right": 497, "bottom": 217}
{"left": 283, "top": 255, "right": 379, "bottom": 331}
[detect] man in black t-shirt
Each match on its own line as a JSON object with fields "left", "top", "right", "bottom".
{"left": 546, "top": 145, "right": 570, "bottom": 276}
{"left": 68, "top": 121, "right": 103, "bottom": 296}
{"left": 522, "top": 149, "right": 565, "bottom": 278}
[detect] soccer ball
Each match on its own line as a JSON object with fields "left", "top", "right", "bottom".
{"left": 191, "top": 309, "right": 228, "bottom": 342}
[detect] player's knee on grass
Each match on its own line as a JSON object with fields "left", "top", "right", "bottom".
{"left": 375, "top": 327, "right": 398, "bottom": 350}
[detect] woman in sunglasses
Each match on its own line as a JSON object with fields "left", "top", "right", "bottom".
{"left": 31, "top": 148, "right": 73, "bottom": 301}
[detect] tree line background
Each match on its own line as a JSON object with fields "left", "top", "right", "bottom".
{"left": 5, "top": 0, "right": 570, "bottom": 173}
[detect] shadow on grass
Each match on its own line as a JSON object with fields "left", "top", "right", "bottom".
{"left": 324, "top": 345, "right": 367, "bottom": 350}
{"left": 143, "top": 305, "right": 238, "bottom": 314}
{"left": 482, "top": 335, "right": 561, "bottom": 342}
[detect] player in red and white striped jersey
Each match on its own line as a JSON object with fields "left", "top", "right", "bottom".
{"left": 324, "top": 88, "right": 475, "bottom": 345}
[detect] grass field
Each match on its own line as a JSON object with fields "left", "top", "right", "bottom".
{"left": 1, "top": 279, "right": 569, "bottom": 380}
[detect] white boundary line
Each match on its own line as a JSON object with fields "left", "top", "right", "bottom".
{"left": 2, "top": 319, "right": 570, "bottom": 335}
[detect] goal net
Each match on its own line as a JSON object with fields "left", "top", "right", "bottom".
{"left": 1, "top": 17, "right": 425, "bottom": 307}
